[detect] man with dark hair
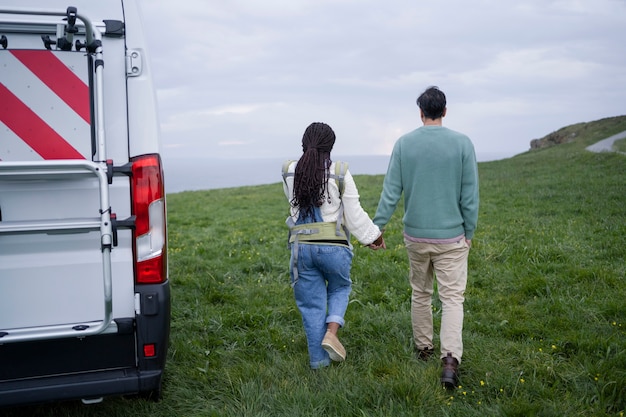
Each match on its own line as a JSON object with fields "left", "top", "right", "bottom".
{"left": 372, "top": 86, "right": 479, "bottom": 389}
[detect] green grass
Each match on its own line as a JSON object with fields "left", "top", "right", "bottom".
{"left": 6, "top": 117, "right": 626, "bottom": 416}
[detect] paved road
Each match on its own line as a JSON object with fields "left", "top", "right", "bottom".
{"left": 586, "top": 130, "right": 626, "bottom": 153}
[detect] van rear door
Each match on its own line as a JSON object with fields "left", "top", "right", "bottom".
{"left": 0, "top": 1, "right": 169, "bottom": 406}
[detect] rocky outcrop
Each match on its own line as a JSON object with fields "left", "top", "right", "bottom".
{"left": 530, "top": 131, "right": 578, "bottom": 149}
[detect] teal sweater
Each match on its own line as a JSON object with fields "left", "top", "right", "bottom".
{"left": 373, "top": 126, "right": 479, "bottom": 240}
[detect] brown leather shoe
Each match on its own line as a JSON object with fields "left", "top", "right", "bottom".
{"left": 416, "top": 347, "right": 434, "bottom": 361}
{"left": 441, "top": 352, "right": 459, "bottom": 389}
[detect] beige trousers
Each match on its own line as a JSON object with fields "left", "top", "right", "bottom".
{"left": 404, "top": 237, "right": 469, "bottom": 363}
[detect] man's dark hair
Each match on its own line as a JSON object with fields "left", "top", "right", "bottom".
{"left": 416, "top": 86, "right": 446, "bottom": 120}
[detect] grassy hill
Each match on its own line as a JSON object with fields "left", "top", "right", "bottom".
{"left": 7, "top": 116, "right": 626, "bottom": 416}
{"left": 530, "top": 115, "right": 626, "bottom": 150}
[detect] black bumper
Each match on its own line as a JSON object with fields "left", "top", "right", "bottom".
{"left": 0, "top": 280, "right": 170, "bottom": 408}
{"left": 0, "top": 368, "right": 163, "bottom": 408}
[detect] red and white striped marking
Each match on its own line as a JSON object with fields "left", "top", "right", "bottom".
{"left": 1, "top": 50, "right": 91, "bottom": 161}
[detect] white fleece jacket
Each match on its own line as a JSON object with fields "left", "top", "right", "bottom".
{"left": 283, "top": 161, "right": 381, "bottom": 245}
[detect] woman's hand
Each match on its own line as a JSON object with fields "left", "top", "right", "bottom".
{"left": 368, "top": 233, "right": 386, "bottom": 250}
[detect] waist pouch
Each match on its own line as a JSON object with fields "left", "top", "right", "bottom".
{"left": 288, "top": 221, "right": 348, "bottom": 246}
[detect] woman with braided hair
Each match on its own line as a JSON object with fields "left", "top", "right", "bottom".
{"left": 282, "top": 122, "right": 385, "bottom": 369}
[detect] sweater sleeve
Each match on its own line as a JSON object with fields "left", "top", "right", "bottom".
{"left": 340, "top": 170, "right": 382, "bottom": 245}
{"left": 460, "top": 145, "right": 479, "bottom": 239}
{"left": 373, "top": 142, "right": 402, "bottom": 229}
{"left": 282, "top": 160, "right": 300, "bottom": 222}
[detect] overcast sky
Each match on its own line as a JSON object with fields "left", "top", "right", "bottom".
{"left": 138, "top": 0, "right": 626, "bottom": 161}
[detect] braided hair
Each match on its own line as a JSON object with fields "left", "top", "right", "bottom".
{"left": 291, "top": 122, "right": 336, "bottom": 220}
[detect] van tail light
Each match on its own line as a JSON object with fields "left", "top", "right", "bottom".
{"left": 131, "top": 154, "right": 167, "bottom": 284}
{"left": 143, "top": 343, "right": 157, "bottom": 358}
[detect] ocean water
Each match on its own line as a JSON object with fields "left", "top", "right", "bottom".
{"left": 163, "top": 152, "right": 512, "bottom": 194}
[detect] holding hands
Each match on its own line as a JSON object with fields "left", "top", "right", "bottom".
{"left": 368, "top": 232, "right": 386, "bottom": 250}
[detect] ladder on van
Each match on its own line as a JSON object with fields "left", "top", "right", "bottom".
{"left": 0, "top": 7, "right": 116, "bottom": 344}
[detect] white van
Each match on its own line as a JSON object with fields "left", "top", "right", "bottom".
{"left": 0, "top": 1, "right": 170, "bottom": 406}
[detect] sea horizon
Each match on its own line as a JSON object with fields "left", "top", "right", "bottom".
{"left": 163, "top": 151, "right": 516, "bottom": 194}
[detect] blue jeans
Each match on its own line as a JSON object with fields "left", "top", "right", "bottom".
{"left": 290, "top": 243, "right": 353, "bottom": 369}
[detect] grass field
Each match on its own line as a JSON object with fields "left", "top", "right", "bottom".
{"left": 5, "top": 116, "right": 626, "bottom": 416}
{"left": 614, "top": 137, "right": 626, "bottom": 153}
